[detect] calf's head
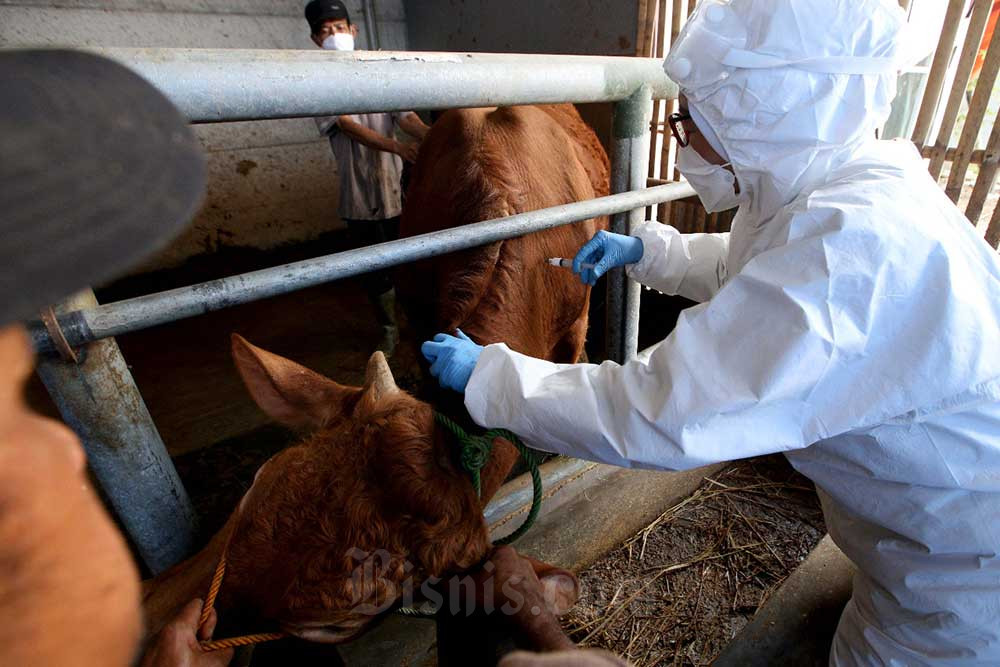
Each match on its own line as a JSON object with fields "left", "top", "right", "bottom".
{"left": 219, "top": 334, "right": 491, "bottom": 641}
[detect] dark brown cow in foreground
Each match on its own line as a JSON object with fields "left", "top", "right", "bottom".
{"left": 142, "top": 104, "right": 608, "bottom": 644}
{"left": 143, "top": 340, "right": 576, "bottom": 642}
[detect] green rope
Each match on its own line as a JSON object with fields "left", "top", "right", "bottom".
{"left": 433, "top": 412, "right": 543, "bottom": 546}
{"left": 393, "top": 414, "right": 544, "bottom": 619}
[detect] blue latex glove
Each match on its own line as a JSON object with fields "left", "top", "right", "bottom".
{"left": 573, "top": 230, "right": 644, "bottom": 286}
{"left": 421, "top": 329, "right": 484, "bottom": 393}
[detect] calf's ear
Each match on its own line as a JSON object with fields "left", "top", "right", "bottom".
{"left": 231, "top": 333, "right": 360, "bottom": 431}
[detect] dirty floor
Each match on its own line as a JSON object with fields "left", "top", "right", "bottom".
{"left": 563, "top": 456, "right": 826, "bottom": 667}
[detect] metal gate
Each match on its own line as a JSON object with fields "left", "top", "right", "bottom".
{"left": 29, "top": 48, "right": 694, "bottom": 574}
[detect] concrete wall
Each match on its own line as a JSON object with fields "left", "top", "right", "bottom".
{"left": 0, "top": 0, "right": 408, "bottom": 272}
{"left": 404, "top": 0, "right": 638, "bottom": 57}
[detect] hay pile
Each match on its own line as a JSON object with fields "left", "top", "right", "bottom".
{"left": 564, "top": 456, "right": 825, "bottom": 666}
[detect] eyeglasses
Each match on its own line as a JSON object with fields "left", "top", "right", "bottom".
{"left": 667, "top": 111, "right": 697, "bottom": 148}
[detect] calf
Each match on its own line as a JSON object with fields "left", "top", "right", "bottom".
{"left": 143, "top": 336, "right": 575, "bottom": 642}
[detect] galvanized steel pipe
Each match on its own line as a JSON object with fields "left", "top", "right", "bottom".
{"left": 86, "top": 48, "right": 678, "bottom": 122}
{"left": 29, "top": 184, "right": 694, "bottom": 355}
{"left": 34, "top": 290, "right": 198, "bottom": 574}
{"left": 606, "top": 87, "right": 655, "bottom": 364}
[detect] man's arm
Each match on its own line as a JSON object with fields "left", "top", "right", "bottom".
{"left": 398, "top": 112, "right": 431, "bottom": 141}
{"left": 336, "top": 115, "right": 418, "bottom": 162}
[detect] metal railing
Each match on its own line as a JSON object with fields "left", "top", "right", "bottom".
{"left": 31, "top": 49, "right": 690, "bottom": 574}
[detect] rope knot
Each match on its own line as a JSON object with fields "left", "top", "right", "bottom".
{"left": 434, "top": 412, "right": 543, "bottom": 546}
{"left": 460, "top": 435, "right": 492, "bottom": 474}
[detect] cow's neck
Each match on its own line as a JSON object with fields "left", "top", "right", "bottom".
{"left": 477, "top": 438, "right": 521, "bottom": 506}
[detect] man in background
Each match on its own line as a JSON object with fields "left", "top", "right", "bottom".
{"left": 306, "top": 0, "right": 430, "bottom": 357}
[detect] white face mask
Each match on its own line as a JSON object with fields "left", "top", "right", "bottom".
{"left": 322, "top": 32, "right": 355, "bottom": 51}
{"left": 675, "top": 144, "right": 746, "bottom": 213}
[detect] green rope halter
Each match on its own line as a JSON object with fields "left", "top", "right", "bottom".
{"left": 433, "top": 412, "right": 543, "bottom": 546}
{"left": 392, "top": 414, "right": 544, "bottom": 619}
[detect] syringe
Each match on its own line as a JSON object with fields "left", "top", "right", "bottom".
{"left": 547, "top": 257, "right": 595, "bottom": 270}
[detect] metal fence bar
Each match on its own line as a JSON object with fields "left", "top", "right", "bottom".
{"left": 928, "top": 0, "right": 994, "bottom": 180}
{"left": 606, "top": 86, "right": 655, "bottom": 364}
{"left": 28, "top": 48, "right": 681, "bottom": 575}
{"left": 34, "top": 290, "right": 197, "bottom": 574}
{"left": 909, "top": 0, "right": 965, "bottom": 146}
{"left": 625, "top": 92, "right": 655, "bottom": 361}
{"left": 945, "top": 22, "right": 1000, "bottom": 202}
{"left": 87, "top": 48, "right": 677, "bottom": 123}
{"left": 30, "top": 184, "right": 694, "bottom": 355}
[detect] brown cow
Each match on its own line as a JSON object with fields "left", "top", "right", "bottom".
{"left": 143, "top": 104, "right": 608, "bottom": 645}
{"left": 397, "top": 102, "right": 609, "bottom": 507}
{"left": 143, "top": 338, "right": 576, "bottom": 642}
{"left": 398, "top": 103, "right": 609, "bottom": 361}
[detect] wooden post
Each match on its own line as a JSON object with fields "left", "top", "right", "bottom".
{"left": 668, "top": 0, "right": 686, "bottom": 183}
{"left": 964, "top": 107, "right": 1000, "bottom": 226}
{"left": 658, "top": 0, "right": 683, "bottom": 223}
{"left": 985, "top": 184, "right": 1000, "bottom": 248}
{"left": 635, "top": 0, "right": 655, "bottom": 57}
{"left": 945, "top": 24, "right": 1000, "bottom": 202}
{"left": 910, "top": 0, "right": 966, "bottom": 146}
{"left": 648, "top": 0, "right": 668, "bottom": 169}
{"left": 928, "top": 0, "right": 994, "bottom": 180}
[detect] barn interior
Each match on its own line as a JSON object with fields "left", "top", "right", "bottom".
{"left": 4, "top": 1, "right": 1000, "bottom": 666}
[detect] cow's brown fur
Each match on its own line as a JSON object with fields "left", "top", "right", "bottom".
{"left": 398, "top": 104, "right": 609, "bottom": 360}
{"left": 144, "top": 340, "right": 490, "bottom": 642}
{"left": 143, "top": 106, "right": 608, "bottom": 644}
{"left": 398, "top": 103, "right": 609, "bottom": 501}
{"left": 221, "top": 394, "right": 489, "bottom": 639}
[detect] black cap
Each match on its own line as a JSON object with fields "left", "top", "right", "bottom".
{"left": 305, "top": 0, "right": 351, "bottom": 32}
{"left": 0, "top": 50, "right": 206, "bottom": 326}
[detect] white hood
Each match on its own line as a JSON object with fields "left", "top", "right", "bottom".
{"left": 663, "top": 0, "right": 917, "bottom": 222}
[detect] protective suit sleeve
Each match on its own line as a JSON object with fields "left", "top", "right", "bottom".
{"left": 625, "top": 220, "right": 729, "bottom": 303}
{"left": 465, "top": 231, "right": 840, "bottom": 472}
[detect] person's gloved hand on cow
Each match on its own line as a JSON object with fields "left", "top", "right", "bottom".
{"left": 419, "top": 231, "right": 646, "bottom": 388}
{"left": 421, "top": 328, "right": 484, "bottom": 393}
{"left": 572, "top": 230, "right": 644, "bottom": 286}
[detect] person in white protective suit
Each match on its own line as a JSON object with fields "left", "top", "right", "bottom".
{"left": 422, "top": 1, "right": 1000, "bottom": 665}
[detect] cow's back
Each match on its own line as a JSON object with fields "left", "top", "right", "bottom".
{"left": 398, "top": 104, "right": 609, "bottom": 361}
